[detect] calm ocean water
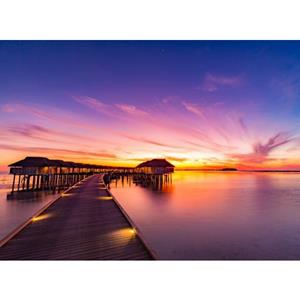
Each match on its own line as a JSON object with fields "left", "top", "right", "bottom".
{"left": 0, "top": 174, "right": 59, "bottom": 241}
{"left": 110, "top": 171, "right": 300, "bottom": 259}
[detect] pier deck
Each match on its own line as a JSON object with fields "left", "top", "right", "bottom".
{"left": 0, "top": 175, "right": 153, "bottom": 260}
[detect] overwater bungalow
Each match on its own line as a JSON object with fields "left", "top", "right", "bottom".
{"left": 9, "top": 156, "right": 104, "bottom": 176}
{"left": 135, "top": 159, "right": 175, "bottom": 175}
{"left": 9, "top": 156, "right": 52, "bottom": 175}
{"left": 8, "top": 156, "right": 105, "bottom": 192}
{"left": 8, "top": 156, "right": 134, "bottom": 192}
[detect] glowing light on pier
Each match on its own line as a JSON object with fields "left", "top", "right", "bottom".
{"left": 118, "top": 228, "right": 136, "bottom": 237}
{"left": 61, "top": 193, "right": 74, "bottom": 197}
{"left": 32, "top": 213, "right": 52, "bottom": 222}
{"left": 109, "top": 227, "right": 136, "bottom": 246}
{"left": 129, "top": 228, "right": 136, "bottom": 234}
{"left": 97, "top": 196, "right": 113, "bottom": 200}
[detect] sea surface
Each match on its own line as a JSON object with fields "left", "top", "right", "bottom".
{"left": 0, "top": 174, "right": 59, "bottom": 241}
{"left": 110, "top": 171, "right": 300, "bottom": 259}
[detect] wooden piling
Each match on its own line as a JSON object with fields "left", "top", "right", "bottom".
{"left": 8, "top": 156, "right": 137, "bottom": 193}
{"left": 17, "top": 175, "right": 21, "bottom": 191}
{"left": 12, "top": 174, "right": 16, "bottom": 193}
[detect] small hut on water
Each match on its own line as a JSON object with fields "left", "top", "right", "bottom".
{"left": 135, "top": 159, "right": 174, "bottom": 175}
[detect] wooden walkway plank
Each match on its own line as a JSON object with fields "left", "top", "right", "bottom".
{"left": 0, "top": 174, "right": 153, "bottom": 260}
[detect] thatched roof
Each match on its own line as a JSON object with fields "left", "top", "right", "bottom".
{"left": 9, "top": 156, "right": 134, "bottom": 170}
{"left": 9, "top": 157, "right": 51, "bottom": 167}
{"left": 49, "top": 159, "right": 65, "bottom": 167}
{"left": 136, "top": 159, "right": 174, "bottom": 168}
{"left": 9, "top": 156, "right": 130, "bottom": 169}
{"left": 9, "top": 157, "right": 92, "bottom": 168}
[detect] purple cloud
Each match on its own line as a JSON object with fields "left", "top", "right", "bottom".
{"left": 0, "top": 143, "right": 116, "bottom": 159}
{"left": 73, "top": 96, "right": 114, "bottom": 116}
{"left": 182, "top": 101, "right": 204, "bottom": 118}
{"left": 229, "top": 132, "right": 294, "bottom": 163}
{"left": 201, "top": 73, "right": 243, "bottom": 92}
{"left": 115, "top": 104, "right": 148, "bottom": 116}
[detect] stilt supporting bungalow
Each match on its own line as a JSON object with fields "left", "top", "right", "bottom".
{"left": 8, "top": 156, "right": 134, "bottom": 193}
{"left": 8, "top": 157, "right": 175, "bottom": 193}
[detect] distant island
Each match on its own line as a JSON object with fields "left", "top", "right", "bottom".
{"left": 221, "top": 168, "right": 238, "bottom": 171}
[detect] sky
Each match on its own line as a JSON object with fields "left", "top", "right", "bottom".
{"left": 1, "top": 40, "right": 300, "bottom": 171}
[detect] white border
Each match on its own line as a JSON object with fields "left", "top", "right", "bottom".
{"left": 0, "top": 0, "right": 300, "bottom": 40}
{"left": 1, "top": 261, "right": 300, "bottom": 300}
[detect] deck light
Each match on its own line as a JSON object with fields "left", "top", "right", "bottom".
{"left": 61, "top": 193, "right": 73, "bottom": 197}
{"left": 32, "top": 213, "right": 51, "bottom": 222}
{"left": 111, "top": 228, "right": 136, "bottom": 240}
{"left": 127, "top": 228, "right": 136, "bottom": 235}
{"left": 97, "top": 196, "right": 113, "bottom": 200}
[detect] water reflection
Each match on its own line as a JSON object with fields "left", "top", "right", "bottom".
{"left": 0, "top": 174, "right": 59, "bottom": 241}
{"left": 110, "top": 174, "right": 174, "bottom": 193}
{"left": 6, "top": 190, "right": 58, "bottom": 201}
{"left": 111, "top": 171, "right": 300, "bottom": 259}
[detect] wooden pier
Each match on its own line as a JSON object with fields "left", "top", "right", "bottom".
{"left": 8, "top": 157, "right": 174, "bottom": 194}
{"left": 9, "top": 156, "right": 134, "bottom": 193}
{"left": 0, "top": 174, "right": 153, "bottom": 260}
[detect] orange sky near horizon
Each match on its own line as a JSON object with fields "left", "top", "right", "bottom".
{"left": 1, "top": 96, "right": 300, "bottom": 172}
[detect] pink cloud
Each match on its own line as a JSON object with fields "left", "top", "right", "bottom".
{"left": 1, "top": 94, "right": 299, "bottom": 170}
{"left": 182, "top": 101, "right": 204, "bottom": 118}
{"left": 74, "top": 96, "right": 149, "bottom": 120}
{"left": 0, "top": 143, "right": 116, "bottom": 159}
{"left": 3, "top": 123, "right": 104, "bottom": 146}
{"left": 1, "top": 102, "right": 96, "bottom": 131}
{"left": 119, "top": 133, "right": 194, "bottom": 151}
{"left": 115, "top": 104, "right": 148, "bottom": 116}
{"left": 228, "top": 132, "right": 295, "bottom": 164}
{"left": 73, "top": 96, "right": 114, "bottom": 116}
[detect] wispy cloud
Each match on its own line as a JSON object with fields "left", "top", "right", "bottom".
{"left": 73, "top": 96, "right": 149, "bottom": 120}
{"left": 3, "top": 123, "right": 104, "bottom": 146}
{"left": 228, "top": 132, "right": 295, "bottom": 164}
{"left": 0, "top": 143, "right": 116, "bottom": 160}
{"left": 120, "top": 133, "right": 193, "bottom": 151}
{"left": 238, "top": 117, "right": 249, "bottom": 136}
{"left": 181, "top": 101, "right": 239, "bottom": 146}
{"left": 182, "top": 101, "right": 204, "bottom": 118}
{"left": 7, "top": 124, "right": 53, "bottom": 140}
{"left": 1, "top": 93, "right": 299, "bottom": 170}
{"left": 73, "top": 96, "right": 113, "bottom": 116}
{"left": 1, "top": 102, "right": 96, "bottom": 131}
{"left": 164, "top": 156, "right": 188, "bottom": 163}
{"left": 200, "top": 73, "right": 243, "bottom": 92}
{"left": 253, "top": 132, "right": 293, "bottom": 156}
{"left": 115, "top": 104, "right": 148, "bottom": 116}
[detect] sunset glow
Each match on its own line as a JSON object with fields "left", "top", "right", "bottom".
{"left": 1, "top": 41, "right": 300, "bottom": 171}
